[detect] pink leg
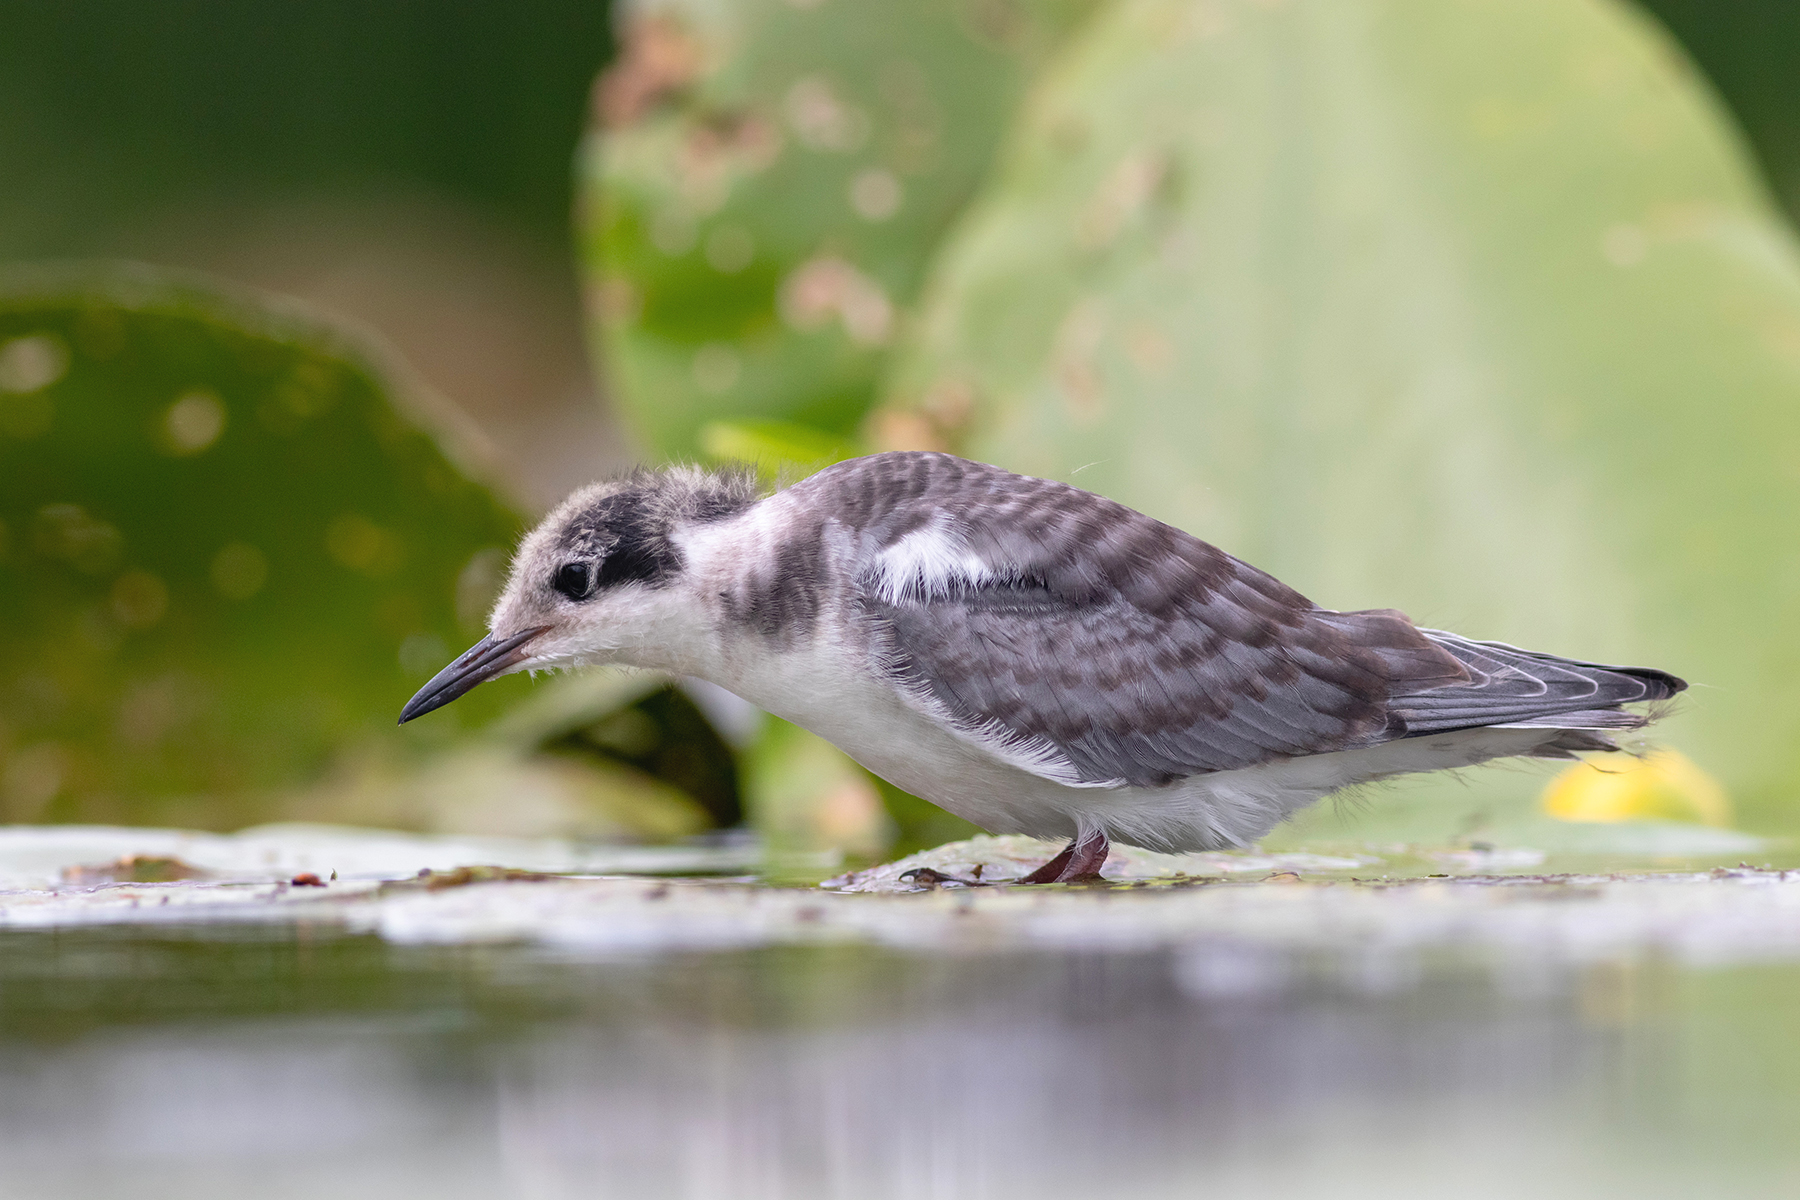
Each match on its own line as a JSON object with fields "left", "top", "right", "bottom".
{"left": 1017, "top": 842, "right": 1075, "bottom": 884}
{"left": 1018, "top": 828, "right": 1110, "bottom": 884}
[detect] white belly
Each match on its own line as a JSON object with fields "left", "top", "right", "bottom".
{"left": 696, "top": 628, "right": 1069, "bottom": 835}
{"left": 676, "top": 598, "right": 1571, "bottom": 853}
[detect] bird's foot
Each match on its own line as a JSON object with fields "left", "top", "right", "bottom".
{"left": 1017, "top": 830, "right": 1110, "bottom": 884}
{"left": 898, "top": 866, "right": 985, "bottom": 888}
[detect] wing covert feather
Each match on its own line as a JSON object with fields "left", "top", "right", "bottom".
{"left": 798, "top": 453, "right": 1470, "bottom": 787}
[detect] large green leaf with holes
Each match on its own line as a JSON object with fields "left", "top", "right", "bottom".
{"left": 0, "top": 267, "right": 539, "bottom": 829}
{"left": 581, "top": 0, "right": 1097, "bottom": 459}
{"left": 883, "top": 0, "right": 1800, "bottom": 834}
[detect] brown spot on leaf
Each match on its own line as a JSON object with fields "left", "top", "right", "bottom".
{"left": 594, "top": 15, "right": 707, "bottom": 129}
{"left": 867, "top": 409, "right": 947, "bottom": 453}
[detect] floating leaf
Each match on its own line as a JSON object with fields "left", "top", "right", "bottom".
{"left": 886, "top": 0, "right": 1800, "bottom": 832}
{"left": 582, "top": 0, "right": 1099, "bottom": 458}
{"left": 0, "top": 266, "right": 583, "bottom": 830}
{"left": 697, "top": 418, "right": 861, "bottom": 477}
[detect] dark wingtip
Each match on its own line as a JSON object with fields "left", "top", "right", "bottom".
{"left": 1626, "top": 666, "right": 1687, "bottom": 700}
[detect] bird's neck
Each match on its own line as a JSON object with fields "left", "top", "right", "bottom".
{"left": 663, "top": 492, "right": 835, "bottom": 685}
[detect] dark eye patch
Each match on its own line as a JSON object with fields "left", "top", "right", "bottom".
{"left": 553, "top": 488, "right": 684, "bottom": 598}
{"left": 595, "top": 538, "right": 665, "bottom": 588}
{"left": 553, "top": 561, "right": 595, "bottom": 601}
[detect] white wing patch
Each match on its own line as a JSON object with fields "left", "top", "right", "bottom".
{"left": 863, "top": 516, "right": 1126, "bottom": 788}
{"left": 866, "top": 518, "right": 994, "bottom": 605}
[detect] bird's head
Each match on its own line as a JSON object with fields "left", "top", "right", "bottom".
{"left": 398, "top": 465, "right": 760, "bottom": 724}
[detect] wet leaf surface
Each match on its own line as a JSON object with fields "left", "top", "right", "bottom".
{"left": 1, "top": 823, "right": 1798, "bottom": 1195}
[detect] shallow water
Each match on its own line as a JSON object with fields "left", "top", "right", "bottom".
{"left": 2, "top": 920, "right": 1798, "bottom": 1198}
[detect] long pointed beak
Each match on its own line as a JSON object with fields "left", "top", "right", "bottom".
{"left": 397, "top": 626, "right": 550, "bottom": 724}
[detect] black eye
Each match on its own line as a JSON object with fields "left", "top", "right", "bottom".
{"left": 552, "top": 561, "right": 595, "bottom": 601}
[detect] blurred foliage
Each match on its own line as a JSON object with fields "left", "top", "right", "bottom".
{"left": 741, "top": 716, "right": 893, "bottom": 867}
{"left": 580, "top": 0, "right": 1099, "bottom": 458}
{"left": 0, "top": 0, "right": 629, "bottom": 529}
{"left": 696, "top": 419, "right": 862, "bottom": 481}
{"left": 580, "top": 0, "right": 1099, "bottom": 857}
{"left": 737, "top": 709, "right": 985, "bottom": 874}
{"left": 547, "top": 683, "right": 744, "bottom": 829}
{"left": 0, "top": 268, "right": 521, "bottom": 826}
{"left": 0, "top": 0, "right": 613, "bottom": 256}
{"left": 0, "top": 267, "right": 721, "bottom": 839}
{"left": 1543, "top": 750, "right": 1731, "bottom": 827}
{"left": 1637, "top": 0, "right": 1800, "bottom": 223}
{"left": 5, "top": 0, "right": 1800, "bottom": 855}
{"left": 871, "top": 776, "right": 984, "bottom": 860}
{"left": 879, "top": 0, "right": 1800, "bottom": 835}
{"left": 304, "top": 669, "right": 719, "bottom": 841}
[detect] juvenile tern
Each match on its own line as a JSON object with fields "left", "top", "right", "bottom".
{"left": 400, "top": 452, "right": 1683, "bottom": 883}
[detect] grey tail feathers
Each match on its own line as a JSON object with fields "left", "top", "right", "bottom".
{"left": 1390, "top": 630, "right": 1686, "bottom": 743}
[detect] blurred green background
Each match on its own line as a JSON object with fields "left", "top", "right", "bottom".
{"left": 3, "top": 0, "right": 1799, "bottom": 862}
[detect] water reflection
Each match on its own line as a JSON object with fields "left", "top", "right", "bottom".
{"left": 0, "top": 927, "right": 1795, "bottom": 1197}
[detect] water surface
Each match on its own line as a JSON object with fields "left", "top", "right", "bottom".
{"left": 2, "top": 920, "right": 1796, "bottom": 1198}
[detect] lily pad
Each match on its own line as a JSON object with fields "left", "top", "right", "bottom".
{"left": 884, "top": 0, "right": 1800, "bottom": 832}
{"left": 0, "top": 266, "right": 535, "bottom": 829}
{"left": 581, "top": 0, "right": 1098, "bottom": 458}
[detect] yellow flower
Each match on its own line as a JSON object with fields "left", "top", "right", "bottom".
{"left": 1541, "top": 749, "right": 1730, "bottom": 827}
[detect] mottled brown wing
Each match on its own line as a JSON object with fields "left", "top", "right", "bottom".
{"left": 872, "top": 576, "right": 1464, "bottom": 787}
{"left": 821, "top": 453, "right": 1469, "bottom": 788}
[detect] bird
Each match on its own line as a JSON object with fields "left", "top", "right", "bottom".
{"left": 399, "top": 451, "right": 1684, "bottom": 884}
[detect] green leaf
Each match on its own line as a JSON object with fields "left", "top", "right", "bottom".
{"left": 740, "top": 716, "right": 892, "bottom": 871}
{"left": 884, "top": 0, "right": 1800, "bottom": 834}
{"left": 0, "top": 265, "right": 537, "bottom": 829}
{"left": 581, "top": 0, "right": 1098, "bottom": 459}
{"left": 697, "top": 418, "right": 861, "bottom": 477}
